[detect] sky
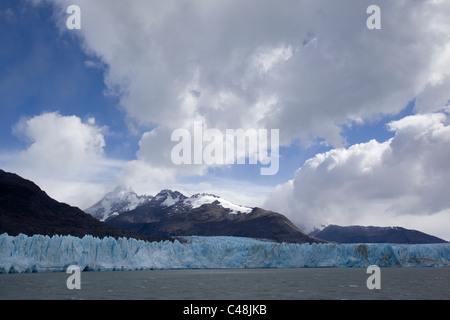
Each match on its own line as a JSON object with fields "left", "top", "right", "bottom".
{"left": 1, "top": 0, "right": 450, "bottom": 241}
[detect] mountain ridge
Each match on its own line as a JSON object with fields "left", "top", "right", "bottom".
{"left": 85, "top": 187, "right": 254, "bottom": 220}
{"left": 84, "top": 185, "right": 152, "bottom": 221}
{"left": 2, "top": 170, "right": 445, "bottom": 245}
{"left": 86, "top": 186, "right": 324, "bottom": 244}
{"left": 310, "top": 224, "right": 447, "bottom": 244}
{"left": 0, "top": 170, "right": 168, "bottom": 242}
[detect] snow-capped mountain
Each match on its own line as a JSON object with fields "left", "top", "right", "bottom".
{"left": 185, "top": 193, "right": 253, "bottom": 214}
{"left": 148, "top": 189, "right": 253, "bottom": 215}
{"left": 0, "top": 170, "right": 155, "bottom": 241}
{"left": 153, "top": 189, "right": 186, "bottom": 207}
{"left": 84, "top": 185, "right": 152, "bottom": 221}
{"left": 85, "top": 187, "right": 253, "bottom": 221}
{"left": 85, "top": 186, "right": 322, "bottom": 244}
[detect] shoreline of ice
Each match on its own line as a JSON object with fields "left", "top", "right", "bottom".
{"left": 1, "top": 233, "right": 449, "bottom": 274}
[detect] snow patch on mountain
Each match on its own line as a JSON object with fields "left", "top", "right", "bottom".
{"left": 84, "top": 185, "right": 151, "bottom": 221}
{"left": 85, "top": 187, "right": 253, "bottom": 220}
{"left": 162, "top": 195, "right": 179, "bottom": 207}
{"left": 153, "top": 189, "right": 185, "bottom": 207}
{"left": 185, "top": 193, "right": 253, "bottom": 214}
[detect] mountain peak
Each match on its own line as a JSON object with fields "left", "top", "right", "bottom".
{"left": 190, "top": 192, "right": 220, "bottom": 199}
{"left": 86, "top": 188, "right": 255, "bottom": 222}
{"left": 184, "top": 193, "right": 252, "bottom": 214}
{"left": 0, "top": 170, "right": 154, "bottom": 240}
{"left": 155, "top": 189, "right": 184, "bottom": 198}
{"left": 112, "top": 184, "right": 134, "bottom": 193}
{"left": 153, "top": 189, "right": 187, "bottom": 207}
{"left": 82, "top": 186, "right": 323, "bottom": 244}
{"left": 84, "top": 185, "right": 151, "bottom": 221}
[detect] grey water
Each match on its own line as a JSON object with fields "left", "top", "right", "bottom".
{"left": 0, "top": 268, "right": 449, "bottom": 300}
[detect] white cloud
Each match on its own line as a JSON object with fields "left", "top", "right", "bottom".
{"left": 42, "top": 0, "right": 449, "bottom": 185}
{"left": 13, "top": 112, "right": 106, "bottom": 172}
{"left": 251, "top": 45, "right": 295, "bottom": 76}
{"left": 117, "top": 159, "right": 176, "bottom": 197}
{"left": 264, "top": 112, "right": 450, "bottom": 241}
{"left": 39, "top": 0, "right": 450, "bottom": 146}
{"left": 2, "top": 112, "right": 123, "bottom": 209}
{"left": 15, "top": 1, "right": 450, "bottom": 238}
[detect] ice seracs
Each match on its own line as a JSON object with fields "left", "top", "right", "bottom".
{"left": 1, "top": 233, "right": 449, "bottom": 273}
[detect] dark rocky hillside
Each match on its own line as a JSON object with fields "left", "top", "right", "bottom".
{"left": 310, "top": 224, "right": 447, "bottom": 244}
{"left": 0, "top": 169, "right": 168, "bottom": 242}
{"left": 106, "top": 199, "right": 325, "bottom": 244}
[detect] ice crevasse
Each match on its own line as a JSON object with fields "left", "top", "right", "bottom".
{"left": 0, "top": 233, "right": 449, "bottom": 273}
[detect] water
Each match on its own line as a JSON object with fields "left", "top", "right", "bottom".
{"left": 0, "top": 268, "right": 449, "bottom": 300}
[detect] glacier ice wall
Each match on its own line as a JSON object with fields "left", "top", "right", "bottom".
{"left": 0, "top": 233, "right": 449, "bottom": 273}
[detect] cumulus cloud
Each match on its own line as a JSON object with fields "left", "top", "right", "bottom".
{"left": 13, "top": 112, "right": 105, "bottom": 171}
{"left": 16, "top": 1, "right": 450, "bottom": 237}
{"left": 264, "top": 112, "right": 450, "bottom": 240}
{"left": 34, "top": 0, "right": 450, "bottom": 163}
{"left": 2, "top": 112, "right": 123, "bottom": 208}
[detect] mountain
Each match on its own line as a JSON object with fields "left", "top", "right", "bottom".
{"left": 84, "top": 185, "right": 152, "bottom": 221}
{"left": 85, "top": 188, "right": 254, "bottom": 219}
{"left": 87, "top": 187, "right": 324, "bottom": 244}
{"left": 309, "top": 224, "right": 447, "bottom": 244}
{"left": 0, "top": 169, "right": 167, "bottom": 242}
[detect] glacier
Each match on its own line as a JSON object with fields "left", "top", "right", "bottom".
{"left": 0, "top": 233, "right": 449, "bottom": 273}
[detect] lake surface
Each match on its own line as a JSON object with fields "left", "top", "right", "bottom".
{"left": 0, "top": 267, "right": 449, "bottom": 300}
